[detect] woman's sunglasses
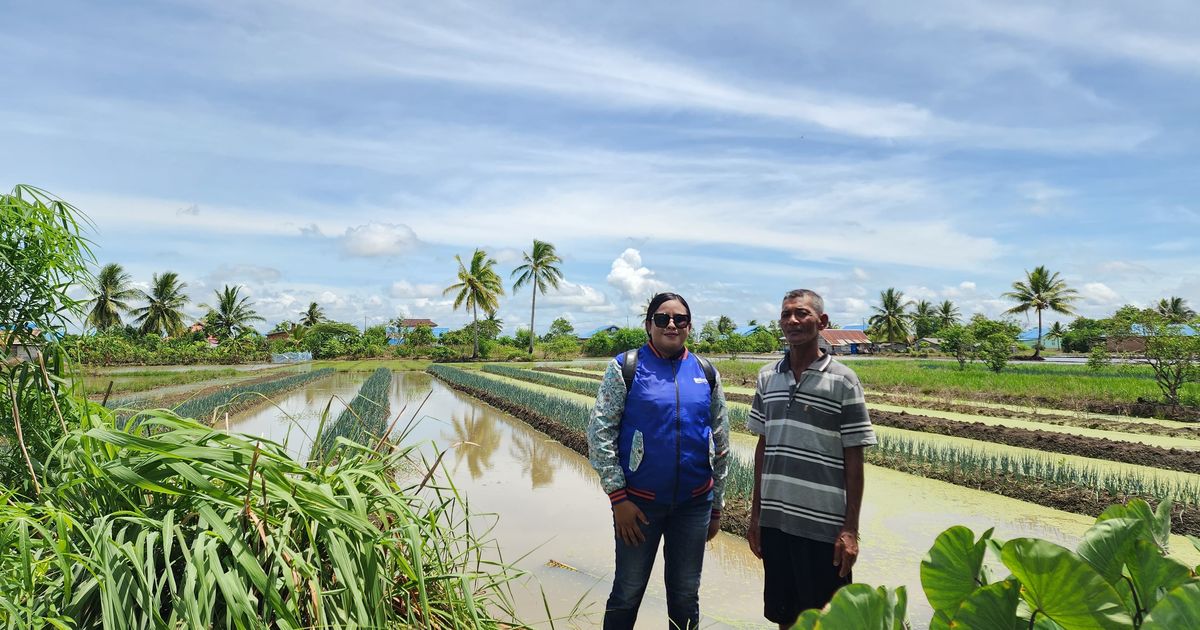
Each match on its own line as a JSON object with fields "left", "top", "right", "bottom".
{"left": 651, "top": 313, "right": 691, "bottom": 328}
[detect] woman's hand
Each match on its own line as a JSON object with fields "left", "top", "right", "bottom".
{"left": 706, "top": 514, "right": 721, "bottom": 541}
{"left": 613, "top": 501, "right": 649, "bottom": 546}
{"left": 747, "top": 515, "right": 762, "bottom": 558}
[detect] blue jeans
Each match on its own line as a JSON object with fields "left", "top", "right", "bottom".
{"left": 604, "top": 494, "right": 712, "bottom": 630}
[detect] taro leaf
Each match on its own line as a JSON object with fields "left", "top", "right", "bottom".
{"left": 1001, "top": 538, "right": 1131, "bottom": 630}
{"left": 1075, "top": 518, "right": 1142, "bottom": 586}
{"left": 790, "top": 609, "right": 820, "bottom": 629}
{"left": 817, "top": 584, "right": 897, "bottom": 628}
{"left": 1096, "top": 499, "right": 1170, "bottom": 551}
{"left": 1127, "top": 538, "right": 1193, "bottom": 614}
{"left": 1140, "top": 582, "right": 1200, "bottom": 630}
{"left": 888, "top": 585, "right": 908, "bottom": 630}
{"left": 922, "top": 526, "right": 989, "bottom": 615}
{"left": 949, "top": 578, "right": 1020, "bottom": 630}
{"left": 929, "top": 610, "right": 953, "bottom": 630}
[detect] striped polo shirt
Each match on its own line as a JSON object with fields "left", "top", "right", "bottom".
{"left": 747, "top": 352, "right": 876, "bottom": 543}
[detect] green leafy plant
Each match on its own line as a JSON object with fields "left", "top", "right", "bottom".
{"left": 311, "top": 367, "right": 392, "bottom": 461}
{"left": 796, "top": 499, "right": 1200, "bottom": 629}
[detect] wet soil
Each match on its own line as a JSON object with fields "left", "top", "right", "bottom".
{"left": 868, "top": 384, "right": 1200, "bottom": 423}
{"left": 112, "top": 370, "right": 333, "bottom": 426}
{"left": 871, "top": 409, "right": 1200, "bottom": 474}
{"left": 871, "top": 393, "right": 1200, "bottom": 440}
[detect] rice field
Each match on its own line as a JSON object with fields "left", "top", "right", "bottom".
{"left": 109, "top": 368, "right": 337, "bottom": 426}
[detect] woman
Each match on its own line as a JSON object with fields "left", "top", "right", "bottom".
{"left": 587, "top": 292, "right": 731, "bottom": 630}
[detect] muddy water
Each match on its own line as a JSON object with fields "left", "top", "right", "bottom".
{"left": 226, "top": 371, "right": 1200, "bottom": 628}
{"left": 226, "top": 372, "right": 365, "bottom": 460}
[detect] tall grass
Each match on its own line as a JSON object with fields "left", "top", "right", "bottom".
{"left": 0, "top": 404, "right": 527, "bottom": 628}
{"left": 311, "top": 367, "right": 392, "bottom": 461}
{"left": 80, "top": 367, "right": 243, "bottom": 397}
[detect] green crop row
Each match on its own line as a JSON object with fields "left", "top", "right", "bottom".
{"left": 110, "top": 368, "right": 336, "bottom": 426}
{"left": 481, "top": 364, "right": 751, "bottom": 431}
{"left": 312, "top": 367, "right": 393, "bottom": 460}
{"left": 873, "top": 433, "right": 1200, "bottom": 508}
{"left": 430, "top": 365, "right": 756, "bottom": 501}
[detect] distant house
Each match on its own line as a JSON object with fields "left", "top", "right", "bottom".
{"left": 840, "top": 324, "right": 869, "bottom": 332}
{"left": 818, "top": 329, "right": 873, "bottom": 355}
{"left": 732, "top": 325, "right": 764, "bottom": 336}
{"left": 387, "top": 319, "right": 449, "bottom": 345}
{"left": 1017, "top": 328, "right": 1061, "bottom": 350}
{"left": 188, "top": 322, "right": 205, "bottom": 334}
{"left": 916, "top": 337, "right": 942, "bottom": 350}
{"left": 579, "top": 325, "right": 620, "bottom": 340}
{"left": 1106, "top": 324, "right": 1197, "bottom": 353}
{"left": 1, "top": 324, "right": 57, "bottom": 363}
{"left": 266, "top": 330, "right": 290, "bottom": 342}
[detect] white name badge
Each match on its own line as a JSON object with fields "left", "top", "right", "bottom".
{"left": 694, "top": 377, "right": 707, "bottom": 384}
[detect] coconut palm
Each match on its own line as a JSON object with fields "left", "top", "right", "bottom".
{"left": 131, "top": 271, "right": 190, "bottom": 337}
{"left": 299, "top": 302, "right": 325, "bottom": 327}
{"left": 1003, "top": 265, "right": 1079, "bottom": 358}
{"left": 717, "top": 315, "right": 736, "bottom": 335}
{"left": 1156, "top": 296, "right": 1196, "bottom": 324}
{"left": 510, "top": 240, "right": 564, "bottom": 354}
{"left": 201, "top": 285, "right": 265, "bottom": 338}
{"left": 937, "top": 300, "right": 961, "bottom": 328}
{"left": 444, "top": 248, "right": 505, "bottom": 359}
{"left": 1046, "top": 321, "right": 1066, "bottom": 350}
{"left": 912, "top": 300, "right": 939, "bottom": 338}
{"left": 868, "top": 288, "right": 912, "bottom": 345}
{"left": 86, "top": 263, "right": 139, "bottom": 331}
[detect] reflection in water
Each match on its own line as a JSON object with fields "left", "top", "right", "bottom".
{"left": 509, "top": 432, "right": 556, "bottom": 489}
{"left": 444, "top": 408, "right": 504, "bottom": 479}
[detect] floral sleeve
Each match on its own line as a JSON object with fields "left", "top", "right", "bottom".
{"left": 709, "top": 371, "right": 731, "bottom": 513}
{"left": 588, "top": 359, "right": 627, "bottom": 495}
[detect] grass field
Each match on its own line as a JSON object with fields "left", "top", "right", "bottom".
{"left": 80, "top": 367, "right": 246, "bottom": 397}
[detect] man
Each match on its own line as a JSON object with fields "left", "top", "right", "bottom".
{"left": 746, "top": 289, "right": 876, "bottom": 627}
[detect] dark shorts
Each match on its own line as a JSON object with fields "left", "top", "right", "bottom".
{"left": 761, "top": 527, "right": 852, "bottom": 624}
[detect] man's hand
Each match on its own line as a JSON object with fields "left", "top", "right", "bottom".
{"left": 613, "top": 501, "right": 649, "bottom": 546}
{"left": 706, "top": 514, "right": 721, "bottom": 541}
{"left": 832, "top": 529, "right": 859, "bottom": 578}
{"left": 747, "top": 517, "right": 762, "bottom": 558}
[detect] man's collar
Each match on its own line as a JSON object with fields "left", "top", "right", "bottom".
{"left": 778, "top": 350, "right": 832, "bottom": 373}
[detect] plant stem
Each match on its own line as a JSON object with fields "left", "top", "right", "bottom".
{"left": 7, "top": 382, "right": 42, "bottom": 495}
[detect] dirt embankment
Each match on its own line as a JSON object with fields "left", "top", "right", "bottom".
{"left": 871, "top": 409, "right": 1200, "bottom": 474}
{"left": 871, "top": 393, "right": 1200, "bottom": 440}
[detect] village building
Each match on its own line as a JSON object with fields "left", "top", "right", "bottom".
{"left": 818, "top": 329, "right": 873, "bottom": 355}
{"left": 387, "top": 319, "right": 449, "bottom": 344}
{"left": 578, "top": 324, "right": 620, "bottom": 340}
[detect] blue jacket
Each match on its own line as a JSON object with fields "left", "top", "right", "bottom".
{"left": 588, "top": 343, "right": 731, "bottom": 510}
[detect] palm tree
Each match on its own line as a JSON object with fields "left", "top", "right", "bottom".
{"left": 1046, "top": 321, "right": 1066, "bottom": 350}
{"left": 86, "top": 263, "right": 139, "bottom": 331}
{"left": 131, "top": 271, "right": 190, "bottom": 337}
{"left": 912, "top": 300, "right": 938, "bottom": 338}
{"left": 299, "top": 302, "right": 325, "bottom": 326}
{"left": 444, "top": 248, "right": 505, "bottom": 359}
{"left": 1156, "top": 297, "right": 1196, "bottom": 324}
{"left": 868, "top": 288, "right": 912, "bottom": 345}
{"left": 937, "top": 300, "right": 961, "bottom": 328}
{"left": 510, "top": 240, "right": 564, "bottom": 354}
{"left": 201, "top": 285, "right": 265, "bottom": 338}
{"left": 1003, "top": 265, "right": 1079, "bottom": 358}
{"left": 717, "top": 315, "right": 736, "bottom": 335}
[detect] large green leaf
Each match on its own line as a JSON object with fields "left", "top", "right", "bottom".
{"left": 950, "top": 578, "right": 1020, "bottom": 630}
{"left": 922, "top": 526, "right": 991, "bottom": 615}
{"left": 1075, "top": 518, "right": 1142, "bottom": 586}
{"left": 1096, "top": 499, "right": 1171, "bottom": 552}
{"left": 790, "top": 609, "right": 820, "bottom": 630}
{"left": 1001, "top": 538, "right": 1131, "bottom": 630}
{"left": 1141, "top": 582, "right": 1200, "bottom": 630}
{"left": 1127, "top": 538, "right": 1193, "bottom": 614}
{"left": 813, "top": 584, "right": 903, "bottom": 629}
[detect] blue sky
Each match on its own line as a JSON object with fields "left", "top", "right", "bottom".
{"left": 5, "top": 0, "right": 1198, "bottom": 335}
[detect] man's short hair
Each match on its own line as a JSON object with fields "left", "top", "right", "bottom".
{"left": 782, "top": 289, "right": 825, "bottom": 315}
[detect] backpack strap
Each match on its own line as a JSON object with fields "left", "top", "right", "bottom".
{"left": 622, "top": 347, "right": 716, "bottom": 393}
{"left": 621, "top": 348, "right": 638, "bottom": 392}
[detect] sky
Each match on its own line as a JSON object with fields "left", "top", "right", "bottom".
{"left": 5, "top": 0, "right": 1199, "bottom": 335}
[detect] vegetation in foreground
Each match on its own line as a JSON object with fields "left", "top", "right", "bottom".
{"left": 796, "top": 499, "right": 1200, "bottom": 629}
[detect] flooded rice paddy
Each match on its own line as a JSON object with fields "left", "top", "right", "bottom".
{"left": 225, "top": 370, "right": 1200, "bottom": 628}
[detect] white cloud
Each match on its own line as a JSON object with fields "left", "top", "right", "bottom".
{"left": 538, "top": 279, "right": 617, "bottom": 314}
{"left": 389, "top": 280, "right": 444, "bottom": 299}
{"left": 340, "top": 222, "right": 420, "bottom": 257}
{"left": 206, "top": 264, "right": 282, "bottom": 285}
{"left": 1081, "top": 282, "right": 1121, "bottom": 304}
{"left": 852, "top": 267, "right": 869, "bottom": 280}
{"left": 1019, "top": 181, "right": 1070, "bottom": 216}
{"left": 607, "top": 248, "right": 668, "bottom": 306}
